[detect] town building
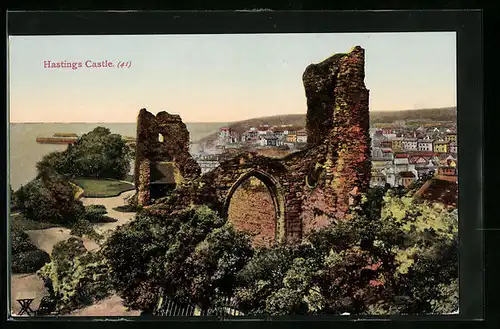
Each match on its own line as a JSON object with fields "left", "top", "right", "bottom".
{"left": 296, "top": 129, "right": 308, "bottom": 143}
{"left": 409, "top": 155, "right": 437, "bottom": 178}
{"left": 219, "top": 127, "right": 231, "bottom": 139}
{"left": 449, "top": 142, "right": 457, "bottom": 154}
{"left": 403, "top": 138, "right": 418, "bottom": 151}
{"left": 434, "top": 140, "right": 450, "bottom": 153}
{"left": 381, "top": 140, "right": 393, "bottom": 149}
{"left": 242, "top": 130, "right": 259, "bottom": 142}
{"left": 286, "top": 132, "right": 297, "bottom": 143}
{"left": 438, "top": 166, "right": 457, "bottom": 177}
{"left": 272, "top": 129, "right": 286, "bottom": 140}
{"left": 391, "top": 137, "right": 404, "bottom": 151}
{"left": 399, "top": 171, "right": 416, "bottom": 188}
{"left": 445, "top": 132, "right": 457, "bottom": 143}
{"left": 371, "top": 147, "right": 393, "bottom": 161}
{"left": 370, "top": 168, "right": 387, "bottom": 187}
{"left": 260, "top": 134, "right": 279, "bottom": 147}
{"left": 229, "top": 130, "right": 240, "bottom": 143}
{"left": 417, "top": 138, "right": 434, "bottom": 151}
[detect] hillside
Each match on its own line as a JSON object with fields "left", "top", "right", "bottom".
{"left": 195, "top": 107, "right": 456, "bottom": 144}
{"left": 370, "top": 107, "right": 457, "bottom": 123}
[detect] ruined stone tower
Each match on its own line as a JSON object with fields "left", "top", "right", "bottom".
{"left": 135, "top": 109, "right": 201, "bottom": 205}
{"left": 303, "top": 46, "right": 371, "bottom": 215}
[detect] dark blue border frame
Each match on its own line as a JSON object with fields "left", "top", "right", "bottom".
{"left": 3, "top": 9, "right": 484, "bottom": 328}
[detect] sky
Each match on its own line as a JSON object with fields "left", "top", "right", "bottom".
{"left": 8, "top": 32, "right": 456, "bottom": 123}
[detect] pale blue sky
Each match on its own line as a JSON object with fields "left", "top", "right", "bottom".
{"left": 8, "top": 32, "right": 456, "bottom": 123}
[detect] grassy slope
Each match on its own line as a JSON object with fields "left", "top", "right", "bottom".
{"left": 197, "top": 107, "right": 457, "bottom": 144}
{"left": 72, "top": 178, "right": 135, "bottom": 198}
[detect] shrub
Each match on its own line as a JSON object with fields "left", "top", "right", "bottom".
{"left": 12, "top": 227, "right": 37, "bottom": 254}
{"left": 37, "top": 238, "right": 113, "bottom": 313}
{"left": 14, "top": 174, "right": 85, "bottom": 225}
{"left": 84, "top": 205, "right": 108, "bottom": 222}
{"left": 12, "top": 249, "right": 51, "bottom": 274}
{"left": 11, "top": 226, "right": 50, "bottom": 274}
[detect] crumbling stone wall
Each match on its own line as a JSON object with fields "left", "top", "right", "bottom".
{"left": 135, "top": 109, "right": 201, "bottom": 205}
{"left": 303, "top": 46, "right": 371, "bottom": 216}
{"left": 144, "top": 46, "right": 371, "bottom": 246}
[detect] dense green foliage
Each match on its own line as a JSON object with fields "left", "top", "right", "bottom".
{"left": 83, "top": 205, "right": 108, "bottom": 222}
{"left": 103, "top": 205, "right": 253, "bottom": 313}
{"left": 37, "top": 238, "right": 113, "bottom": 313}
{"left": 12, "top": 249, "right": 51, "bottom": 274}
{"left": 232, "top": 188, "right": 458, "bottom": 315}
{"left": 70, "top": 218, "right": 104, "bottom": 243}
{"left": 103, "top": 186, "right": 458, "bottom": 316}
{"left": 11, "top": 226, "right": 50, "bottom": 274}
{"left": 37, "top": 127, "right": 131, "bottom": 180}
{"left": 13, "top": 174, "right": 85, "bottom": 225}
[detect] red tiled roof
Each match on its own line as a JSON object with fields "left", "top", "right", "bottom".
{"left": 415, "top": 178, "right": 458, "bottom": 207}
{"left": 394, "top": 153, "right": 409, "bottom": 158}
{"left": 413, "top": 152, "right": 437, "bottom": 157}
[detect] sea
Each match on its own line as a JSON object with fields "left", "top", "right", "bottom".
{"left": 9, "top": 122, "right": 227, "bottom": 191}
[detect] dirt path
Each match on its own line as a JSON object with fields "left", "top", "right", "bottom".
{"left": 81, "top": 190, "right": 136, "bottom": 236}
{"left": 70, "top": 295, "right": 140, "bottom": 316}
{"left": 13, "top": 190, "right": 138, "bottom": 317}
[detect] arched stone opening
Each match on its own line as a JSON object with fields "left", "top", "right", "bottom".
{"left": 222, "top": 170, "right": 286, "bottom": 246}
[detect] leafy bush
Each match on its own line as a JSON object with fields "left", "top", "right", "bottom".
{"left": 84, "top": 205, "right": 107, "bottom": 222}
{"left": 37, "top": 238, "right": 113, "bottom": 313}
{"left": 113, "top": 193, "right": 142, "bottom": 213}
{"left": 103, "top": 205, "right": 253, "bottom": 312}
{"left": 11, "top": 226, "right": 50, "bottom": 274}
{"left": 13, "top": 174, "right": 85, "bottom": 225}
{"left": 12, "top": 249, "right": 51, "bottom": 274}
{"left": 12, "top": 227, "right": 37, "bottom": 254}
{"left": 70, "top": 218, "right": 103, "bottom": 243}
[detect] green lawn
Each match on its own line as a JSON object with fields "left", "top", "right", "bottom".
{"left": 11, "top": 212, "right": 59, "bottom": 231}
{"left": 72, "top": 178, "right": 135, "bottom": 198}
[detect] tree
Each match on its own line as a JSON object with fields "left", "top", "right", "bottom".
{"left": 36, "top": 127, "right": 131, "bottom": 180}
{"left": 102, "top": 205, "right": 253, "bottom": 313}
{"left": 37, "top": 237, "right": 113, "bottom": 313}
{"left": 13, "top": 174, "right": 85, "bottom": 225}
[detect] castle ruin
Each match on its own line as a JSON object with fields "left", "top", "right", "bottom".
{"left": 135, "top": 46, "right": 371, "bottom": 246}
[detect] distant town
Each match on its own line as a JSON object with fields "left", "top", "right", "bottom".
{"left": 193, "top": 120, "right": 458, "bottom": 189}
{"left": 34, "top": 120, "right": 458, "bottom": 189}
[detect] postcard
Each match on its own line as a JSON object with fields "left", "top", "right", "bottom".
{"left": 8, "top": 31, "right": 459, "bottom": 318}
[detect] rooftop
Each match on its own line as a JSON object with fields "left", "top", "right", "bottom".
{"left": 399, "top": 171, "right": 416, "bottom": 178}
{"left": 415, "top": 178, "right": 458, "bottom": 207}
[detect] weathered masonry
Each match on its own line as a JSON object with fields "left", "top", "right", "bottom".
{"left": 134, "top": 110, "right": 201, "bottom": 205}
{"left": 137, "top": 46, "right": 371, "bottom": 246}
